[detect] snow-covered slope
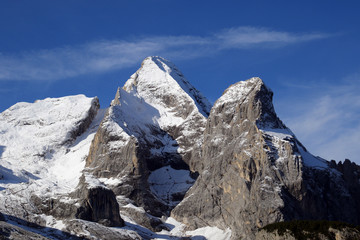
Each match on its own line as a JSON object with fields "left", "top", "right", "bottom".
{"left": 0, "top": 95, "right": 102, "bottom": 222}
{"left": 0, "top": 95, "right": 99, "bottom": 184}
{"left": 123, "top": 56, "right": 211, "bottom": 118}
{"left": 120, "top": 56, "right": 211, "bottom": 163}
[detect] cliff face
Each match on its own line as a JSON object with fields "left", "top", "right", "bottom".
{"left": 172, "top": 77, "right": 360, "bottom": 239}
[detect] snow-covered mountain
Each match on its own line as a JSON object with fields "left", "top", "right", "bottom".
{"left": 1, "top": 57, "right": 360, "bottom": 240}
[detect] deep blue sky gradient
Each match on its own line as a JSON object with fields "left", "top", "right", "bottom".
{"left": 0, "top": 0, "right": 359, "bottom": 163}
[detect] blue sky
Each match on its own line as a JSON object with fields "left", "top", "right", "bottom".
{"left": 0, "top": 0, "right": 359, "bottom": 163}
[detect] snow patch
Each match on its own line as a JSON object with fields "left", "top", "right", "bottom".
{"left": 260, "top": 128, "right": 294, "bottom": 139}
{"left": 297, "top": 143, "right": 328, "bottom": 169}
{"left": 148, "top": 166, "right": 195, "bottom": 207}
{"left": 156, "top": 217, "right": 232, "bottom": 240}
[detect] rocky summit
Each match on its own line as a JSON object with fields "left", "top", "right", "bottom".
{"left": 0, "top": 56, "right": 359, "bottom": 240}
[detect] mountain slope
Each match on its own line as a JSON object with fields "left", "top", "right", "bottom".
{"left": 81, "top": 56, "right": 211, "bottom": 230}
{"left": 0, "top": 95, "right": 106, "bottom": 235}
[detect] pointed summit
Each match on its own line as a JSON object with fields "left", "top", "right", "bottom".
{"left": 122, "top": 56, "right": 211, "bottom": 117}
{"left": 214, "top": 77, "right": 285, "bottom": 129}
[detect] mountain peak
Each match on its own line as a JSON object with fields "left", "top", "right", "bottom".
{"left": 142, "top": 56, "right": 177, "bottom": 71}
{"left": 213, "top": 77, "right": 284, "bottom": 129}
{"left": 215, "top": 77, "right": 269, "bottom": 107}
{"left": 123, "top": 56, "right": 211, "bottom": 117}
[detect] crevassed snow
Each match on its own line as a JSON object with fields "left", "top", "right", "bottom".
{"left": 148, "top": 166, "right": 195, "bottom": 207}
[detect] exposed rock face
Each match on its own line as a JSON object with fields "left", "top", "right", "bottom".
{"left": 71, "top": 176, "right": 124, "bottom": 227}
{"left": 65, "top": 219, "right": 141, "bottom": 240}
{"left": 172, "top": 77, "right": 360, "bottom": 240}
{"left": 83, "top": 56, "right": 211, "bottom": 221}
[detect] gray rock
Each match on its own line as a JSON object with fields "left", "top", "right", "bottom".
{"left": 0, "top": 220, "right": 82, "bottom": 240}
{"left": 0, "top": 221, "right": 50, "bottom": 240}
{"left": 72, "top": 181, "right": 124, "bottom": 227}
{"left": 65, "top": 219, "right": 141, "bottom": 240}
{"left": 172, "top": 77, "right": 360, "bottom": 240}
{"left": 39, "top": 175, "right": 124, "bottom": 227}
{"left": 120, "top": 206, "right": 167, "bottom": 232}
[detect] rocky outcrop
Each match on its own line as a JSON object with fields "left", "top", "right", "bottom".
{"left": 172, "top": 77, "right": 360, "bottom": 240}
{"left": 69, "top": 97, "right": 100, "bottom": 141}
{"left": 37, "top": 175, "right": 124, "bottom": 227}
{"left": 71, "top": 177, "right": 124, "bottom": 227}
{"left": 65, "top": 219, "right": 141, "bottom": 240}
{"left": 0, "top": 218, "right": 83, "bottom": 240}
{"left": 0, "top": 221, "right": 51, "bottom": 240}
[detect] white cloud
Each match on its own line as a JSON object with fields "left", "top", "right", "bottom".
{"left": 215, "top": 26, "right": 328, "bottom": 49}
{"left": 0, "top": 27, "right": 329, "bottom": 81}
{"left": 282, "top": 76, "right": 360, "bottom": 163}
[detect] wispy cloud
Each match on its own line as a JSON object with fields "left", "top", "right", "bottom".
{"left": 0, "top": 26, "right": 329, "bottom": 81}
{"left": 215, "top": 26, "right": 328, "bottom": 49}
{"left": 282, "top": 75, "right": 360, "bottom": 163}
